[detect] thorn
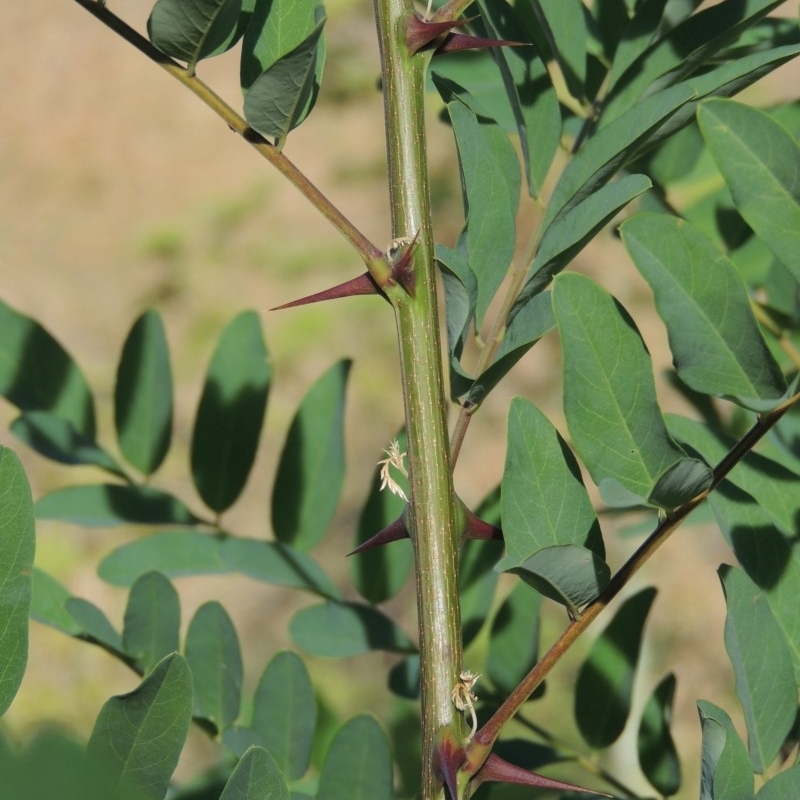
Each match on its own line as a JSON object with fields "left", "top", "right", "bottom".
{"left": 271, "top": 272, "right": 386, "bottom": 310}
{"left": 472, "top": 753, "right": 612, "bottom": 797}
{"left": 463, "top": 508, "right": 503, "bottom": 542}
{"left": 406, "top": 13, "right": 474, "bottom": 55}
{"left": 433, "top": 33, "right": 526, "bottom": 55}
{"left": 433, "top": 727, "right": 467, "bottom": 800}
{"left": 347, "top": 517, "right": 408, "bottom": 556}
{"left": 386, "top": 231, "right": 420, "bottom": 297}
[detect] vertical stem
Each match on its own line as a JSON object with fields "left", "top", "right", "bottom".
{"left": 372, "top": 0, "right": 465, "bottom": 796}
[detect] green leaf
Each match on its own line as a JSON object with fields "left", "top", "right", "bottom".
{"left": 191, "top": 311, "right": 271, "bottom": 514}
{"left": 542, "top": 83, "right": 696, "bottom": 232}
{"left": 698, "top": 99, "right": 800, "bottom": 281}
{"left": 757, "top": 767, "right": 800, "bottom": 800}
{"left": 65, "top": 598, "right": 124, "bottom": 654}
{"left": 35, "top": 484, "right": 201, "bottom": 527}
{"left": 219, "top": 746, "right": 289, "bottom": 800}
{"left": 251, "top": 651, "right": 316, "bottom": 780}
{"left": 719, "top": 565, "right": 795, "bottom": 773}
{"left": 502, "top": 544, "right": 611, "bottom": 617}
{"left": 553, "top": 273, "right": 710, "bottom": 507}
{"left": 436, "top": 78, "right": 521, "bottom": 327}
{"left": 575, "top": 587, "right": 657, "bottom": 748}
{"left": 351, "top": 431, "right": 412, "bottom": 605}
{"left": 486, "top": 582, "right": 541, "bottom": 695}
{"left": 602, "top": 0, "right": 786, "bottom": 125}
{"left": 87, "top": 653, "right": 193, "bottom": 800}
{"left": 114, "top": 310, "right": 173, "bottom": 476}
{"left": 460, "top": 538, "right": 504, "bottom": 647}
{"left": 148, "top": 0, "right": 246, "bottom": 70}
{"left": 0, "top": 447, "right": 35, "bottom": 715}
{"left": 122, "top": 571, "right": 180, "bottom": 674}
{"left": 29, "top": 567, "right": 81, "bottom": 636}
{"left": 290, "top": 602, "right": 415, "bottom": 658}
{"left": 500, "top": 397, "right": 604, "bottom": 564}
{"left": 244, "top": 19, "right": 326, "bottom": 144}
{"left": 622, "top": 213, "right": 787, "bottom": 407}
{"left": 513, "top": 174, "right": 652, "bottom": 314}
{"left": 272, "top": 360, "right": 350, "bottom": 551}
{"left": 476, "top": 0, "right": 560, "bottom": 197}
{"left": 529, "top": 0, "right": 587, "bottom": 101}
{"left": 10, "top": 411, "right": 126, "bottom": 478}
{"left": 316, "top": 716, "right": 393, "bottom": 800}
{"left": 638, "top": 674, "right": 681, "bottom": 797}
{"left": 185, "top": 601, "right": 243, "bottom": 733}
{"left": 0, "top": 300, "right": 95, "bottom": 437}
{"left": 698, "top": 700, "right": 755, "bottom": 800}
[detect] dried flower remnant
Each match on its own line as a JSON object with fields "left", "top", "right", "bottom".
{"left": 378, "top": 438, "right": 409, "bottom": 501}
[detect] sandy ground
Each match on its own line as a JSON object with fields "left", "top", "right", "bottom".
{"left": 1, "top": 0, "right": 798, "bottom": 797}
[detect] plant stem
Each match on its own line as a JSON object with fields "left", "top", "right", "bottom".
{"left": 472, "top": 389, "right": 800, "bottom": 753}
{"left": 372, "top": 0, "right": 465, "bottom": 796}
{"left": 70, "top": 0, "right": 389, "bottom": 283}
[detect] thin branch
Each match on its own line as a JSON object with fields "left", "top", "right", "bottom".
{"left": 472, "top": 389, "right": 800, "bottom": 752}
{"left": 70, "top": 0, "right": 389, "bottom": 282}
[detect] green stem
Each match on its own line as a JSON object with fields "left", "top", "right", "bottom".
{"left": 372, "top": 0, "right": 466, "bottom": 796}
{"left": 471, "top": 389, "right": 800, "bottom": 757}
{"left": 70, "top": 0, "right": 388, "bottom": 283}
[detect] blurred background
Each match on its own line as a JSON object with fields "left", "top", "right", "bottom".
{"left": 1, "top": 1, "right": 797, "bottom": 797}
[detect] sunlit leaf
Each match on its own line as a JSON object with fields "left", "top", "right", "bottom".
{"left": 114, "top": 310, "right": 173, "bottom": 476}
{"left": 87, "top": 653, "right": 193, "bottom": 800}
{"left": 272, "top": 360, "right": 350, "bottom": 551}
{"left": 251, "top": 651, "right": 315, "bottom": 780}
{"left": 191, "top": 311, "right": 271, "bottom": 514}
{"left": 575, "top": 587, "right": 657, "bottom": 748}
{"left": 0, "top": 447, "right": 35, "bottom": 715}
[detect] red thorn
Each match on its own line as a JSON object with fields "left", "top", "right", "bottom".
{"left": 406, "top": 14, "right": 474, "bottom": 56}
{"left": 347, "top": 517, "right": 408, "bottom": 556}
{"left": 473, "top": 753, "right": 611, "bottom": 797}
{"left": 388, "top": 230, "right": 420, "bottom": 297}
{"left": 433, "top": 727, "right": 467, "bottom": 800}
{"left": 434, "top": 33, "right": 526, "bottom": 55}
{"left": 271, "top": 272, "right": 384, "bottom": 310}
{"left": 463, "top": 508, "right": 503, "bottom": 542}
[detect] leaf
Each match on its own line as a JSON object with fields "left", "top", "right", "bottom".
{"left": 435, "top": 77, "right": 521, "bottom": 327}
{"left": 290, "top": 602, "right": 415, "bottom": 658}
{"left": 316, "top": 716, "right": 393, "bottom": 800}
{"left": 605, "top": 0, "right": 670, "bottom": 90}
{"left": 461, "top": 538, "right": 504, "bottom": 647}
{"left": 500, "top": 397, "right": 604, "bottom": 564}
{"left": 575, "top": 587, "right": 657, "bottom": 748}
{"left": 244, "top": 19, "right": 326, "bottom": 144}
{"left": 553, "top": 273, "right": 710, "bottom": 507}
{"left": 486, "top": 582, "right": 541, "bottom": 695}
{"left": 528, "top": 0, "right": 587, "bottom": 101}
{"left": 87, "top": 653, "right": 193, "bottom": 800}
{"left": 219, "top": 746, "right": 289, "bottom": 800}
{"left": 638, "top": 674, "right": 681, "bottom": 797}
{"left": 719, "top": 565, "right": 795, "bottom": 773}
{"left": 350, "top": 431, "right": 412, "bottom": 605}
{"left": 185, "top": 601, "right": 243, "bottom": 733}
{"left": 476, "top": 0, "right": 560, "bottom": 197}
{"left": 191, "top": 311, "right": 271, "bottom": 514}
{"left": 272, "top": 360, "right": 350, "bottom": 551}
{"left": 114, "top": 310, "right": 173, "bottom": 476}
{"left": 10, "top": 411, "right": 126, "bottom": 478}
{"left": 602, "top": 0, "right": 786, "bottom": 125}
{"left": 698, "top": 99, "right": 800, "bottom": 281}
{"left": 251, "top": 651, "right": 316, "bottom": 780}
{"left": 502, "top": 544, "right": 611, "bottom": 617}
{"left": 35, "top": 484, "right": 201, "bottom": 527}
{"left": 30, "top": 567, "right": 81, "bottom": 636}
{"left": 698, "top": 700, "right": 755, "bottom": 800}
{"left": 0, "top": 299, "right": 95, "bottom": 437}
{"left": 148, "top": 0, "right": 246, "bottom": 70}
{"left": 622, "top": 213, "right": 787, "bottom": 407}
{"left": 542, "top": 83, "right": 696, "bottom": 232}
{"left": 512, "top": 174, "right": 653, "bottom": 315}
{"left": 65, "top": 598, "right": 124, "bottom": 655}
{"left": 122, "top": 571, "right": 180, "bottom": 674}
{"left": 0, "top": 447, "right": 35, "bottom": 715}
{"left": 757, "top": 767, "right": 800, "bottom": 800}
